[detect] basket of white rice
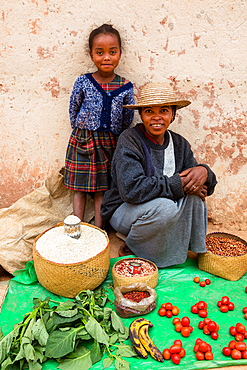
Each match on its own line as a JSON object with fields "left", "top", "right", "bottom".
{"left": 33, "top": 216, "right": 110, "bottom": 298}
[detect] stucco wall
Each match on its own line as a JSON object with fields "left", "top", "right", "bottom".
{"left": 1, "top": 0, "right": 247, "bottom": 230}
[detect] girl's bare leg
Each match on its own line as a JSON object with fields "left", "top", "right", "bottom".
{"left": 94, "top": 191, "right": 104, "bottom": 229}
{"left": 73, "top": 191, "right": 86, "bottom": 221}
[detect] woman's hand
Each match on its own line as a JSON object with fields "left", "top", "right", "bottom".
{"left": 180, "top": 166, "right": 208, "bottom": 198}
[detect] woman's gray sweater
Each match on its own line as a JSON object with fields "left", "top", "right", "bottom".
{"left": 101, "top": 124, "right": 217, "bottom": 220}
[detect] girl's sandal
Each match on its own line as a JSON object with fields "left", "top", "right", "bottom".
{"left": 118, "top": 242, "right": 134, "bottom": 257}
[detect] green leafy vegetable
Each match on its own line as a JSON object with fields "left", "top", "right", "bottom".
{"left": 0, "top": 288, "right": 136, "bottom": 369}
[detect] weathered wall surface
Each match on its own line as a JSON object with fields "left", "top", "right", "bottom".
{"left": 1, "top": 0, "right": 247, "bottom": 229}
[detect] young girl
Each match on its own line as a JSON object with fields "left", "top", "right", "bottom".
{"left": 64, "top": 24, "right": 134, "bottom": 229}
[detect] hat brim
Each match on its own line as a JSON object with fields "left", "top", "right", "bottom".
{"left": 124, "top": 100, "right": 191, "bottom": 110}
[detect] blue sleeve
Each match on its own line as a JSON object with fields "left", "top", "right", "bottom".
{"left": 122, "top": 87, "right": 135, "bottom": 130}
{"left": 69, "top": 77, "right": 85, "bottom": 128}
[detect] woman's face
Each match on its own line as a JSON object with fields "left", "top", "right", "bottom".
{"left": 140, "top": 105, "right": 174, "bottom": 144}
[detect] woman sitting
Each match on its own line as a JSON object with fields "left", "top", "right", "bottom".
{"left": 101, "top": 82, "right": 217, "bottom": 267}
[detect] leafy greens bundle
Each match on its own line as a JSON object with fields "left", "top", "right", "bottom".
{"left": 0, "top": 287, "right": 137, "bottom": 370}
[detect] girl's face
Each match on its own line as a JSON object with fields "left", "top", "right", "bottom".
{"left": 90, "top": 33, "right": 121, "bottom": 75}
{"left": 140, "top": 105, "right": 174, "bottom": 144}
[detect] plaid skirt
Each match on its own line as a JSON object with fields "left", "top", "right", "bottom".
{"left": 64, "top": 128, "right": 118, "bottom": 192}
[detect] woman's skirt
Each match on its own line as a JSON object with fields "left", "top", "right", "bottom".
{"left": 64, "top": 128, "right": 118, "bottom": 192}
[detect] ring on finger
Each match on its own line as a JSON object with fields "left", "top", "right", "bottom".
{"left": 192, "top": 185, "right": 196, "bottom": 189}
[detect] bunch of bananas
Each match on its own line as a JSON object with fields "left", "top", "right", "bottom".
{"left": 129, "top": 318, "right": 164, "bottom": 362}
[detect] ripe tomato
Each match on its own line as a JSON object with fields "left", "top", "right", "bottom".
{"left": 245, "top": 287, "right": 247, "bottom": 293}
{"left": 229, "top": 326, "right": 237, "bottom": 336}
{"left": 220, "top": 305, "right": 229, "bottom": 313}
{"left": 161, "top": 303, "right": 167, "bottom": 308}
{"left": 205, "top": 278, "right": 211, "bottom": 285}
{"left": 191, "top": 305, "right": 199, "bottom": 314}
{"left": 166, "top": 310, "right": 173, "bottom": 318}
{"left": 244, "top": 313, "right": 247, "bottom": 320}
{"left": 179, "top": 348, "right": 186, "bottom": 358}
{"left": 172, "top": 306, "right": 179, "bottom": 316}
{"left": 221, "top": 296, "right": 230, "bottom": 305}
{"left": 235, "top": 342, "right": 247, "bottom": 351}
{"left": 204, "top": 318, "right": 211, "bottom": 325}
{"left": 228, "top": 340, "right": 236, "bottom": 350}
{"left": 207, "top": 321, "right": 217, "bottom": 332}
{"left": 198, "top": 301, "right": 206, "bottom": 310}
{"left": 194, "top": 276, "right": 200, "bottom": 283}
{"left": 200, "top": 281, "right": 206, "bottom": 287}
{"left": 199, "top": 341, "right": 209, "bottom": 353}
{"left": 175, "top": 322, "right": 183, "bottom": 332}
{"left": 195, "top": 338, "right": 202, "bottom": 345}
{"left": 181, "top": 327, "right": 191, "bottom": 337}
{"left": 158, "top": 307, "right": 166, "bottom": 316}
{"left": 203, "top": 325, "right": 210, "bottom": 335}
{"left": 231, "top": 349, "right": 242, "bottom": 360}
{"left": 194, "top": 344, "right": 199, "bottom": 353}
{"left": 171, "top": 353, "right": 181, "bottom": 365}
{"left": 207, "top": 344, "right": 212, "bottom": 352}
{"left": 228, "top": 302, "right": 235, "bottom": 311}
{"left": 243, "top": 307, "right": 247, "bottom": 314}
{"left": 242, "top": 350, "right": 247, "bottom": 359}
{"left": 198, "top": 309, "right": 208, "bottom": 318}
{"left": 162, "top": 348, "right": 171, "bottom": 360}
{"left": 222, "top": 347, "right": 231, "bottom": 357}
{"left": 236, "top": 323, "right": 246, "bottom": 334}
{"left": 165, "top": 302, "right": 173, "bottom": 311}
{"left": 196, "top": 351, "right": 205, "bottom": 360}
{"left": 217, "top": 301, "right": 222, "bottom": 307}
{"left": 244, "top": 331, "right": 247, "bottom": 339}
{"left": 189, "top": 325, "right": 193, "bottom": 333}
{"left": 211, "top": 331, "right": 219, "bottom": 340}
{"left": 170, "top": 344, "right": 182, "bottom": 354}
{"left": 181, "top": 317, "right": 190, "bottom": 327}
{"left": 173, "top": 317, "right": 180, "bottom": 325}
{"left": 215, "top": 323, "right": 219, "bottom": 332}
{"left": 235, "top": 333, "right": 245, "bottom": 342}
{"left": 173, "top": 339, "right": 183, "bottom": 346}
{"left": 205, "top": 351, "right": 213, "bottom": 360}
{"left": 198, "top": 321, "right": 205, "bottom": 329}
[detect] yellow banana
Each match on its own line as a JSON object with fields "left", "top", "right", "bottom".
{"left": 138, "top": 324, "right": 164, "bottom": 362}
{"left": 129, "top": 318, "right": 153, "bottom": 359}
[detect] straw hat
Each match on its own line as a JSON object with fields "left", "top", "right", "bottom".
{"left": 124, "top": 82, "right": 191, "bottom": 110}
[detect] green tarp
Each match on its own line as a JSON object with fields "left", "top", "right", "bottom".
{"left": 1, "top": 258, "right": 247, "bottom": 369}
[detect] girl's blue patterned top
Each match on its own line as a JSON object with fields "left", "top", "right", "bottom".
{"left": 69, "top": 73, "right": 135, "bottom": 134}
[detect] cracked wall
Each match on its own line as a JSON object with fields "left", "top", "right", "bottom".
{"left": 1, "top": 0, "right": 247, "bottom": 229}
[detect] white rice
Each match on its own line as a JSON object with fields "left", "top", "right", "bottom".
{"left": 64, "top": 215, "right": 81, "bottom": 225}
{"left": 35, "top": 225, "right": 108, "bottom": 264}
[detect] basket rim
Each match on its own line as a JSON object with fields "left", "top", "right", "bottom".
{"left": 112, "top": 257, "right": 158, "bottom": 273}
{"left": 33, "top": 221, "right": 109, "bottom": 266}
{"left": 204, "top": 232, "right": 247, "bottom": 258}
{"left": 206, "top": 232, "right": 247, "bottom": 245}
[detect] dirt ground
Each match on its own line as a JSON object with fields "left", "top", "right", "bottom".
{"left": 0, "top": 222, "right": 246, "bottom": 370}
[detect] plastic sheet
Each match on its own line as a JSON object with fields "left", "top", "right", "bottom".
{"left": 1, "top": 257, "right": 247, "bottom": 369}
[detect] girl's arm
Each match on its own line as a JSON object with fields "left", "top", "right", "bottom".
{"left": 69, "top": 77, "right": 85, "bottom": 128}
{"left": 122, "top": 88, "right": 135, "bottom": 130}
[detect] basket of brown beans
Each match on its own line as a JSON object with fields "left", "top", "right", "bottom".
{"left": 198, "top": 232, "right": 247, "bottom": 281}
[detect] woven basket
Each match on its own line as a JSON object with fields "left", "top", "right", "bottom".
{"left": 112, "top": 257, "right": 158, "bottom": 289}
{"left": 198, "top": 232, "right": 247, "bottom": 281}
{"left": 33, "top": 222, "right": 110, "bottom": 298}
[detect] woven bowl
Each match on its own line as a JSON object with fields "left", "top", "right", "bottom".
{"left": 33, "top": 222, "right": 110, "bottom": 298}
{"left": 112, "top": 257, "right": 158, "bottom": 289}
{"left": 198, "top": 232, "right": 247, "bottom": 281}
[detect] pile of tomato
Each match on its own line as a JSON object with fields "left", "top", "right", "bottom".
{"left": 163, "top": 340, "right": 186, "bottom": 364}
{"left": 157, "top": 285, "right": 247, "bottom": 363}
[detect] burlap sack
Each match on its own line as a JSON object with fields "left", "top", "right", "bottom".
{"left": 0, "top": 167, "right": 94, "bottom": 274}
